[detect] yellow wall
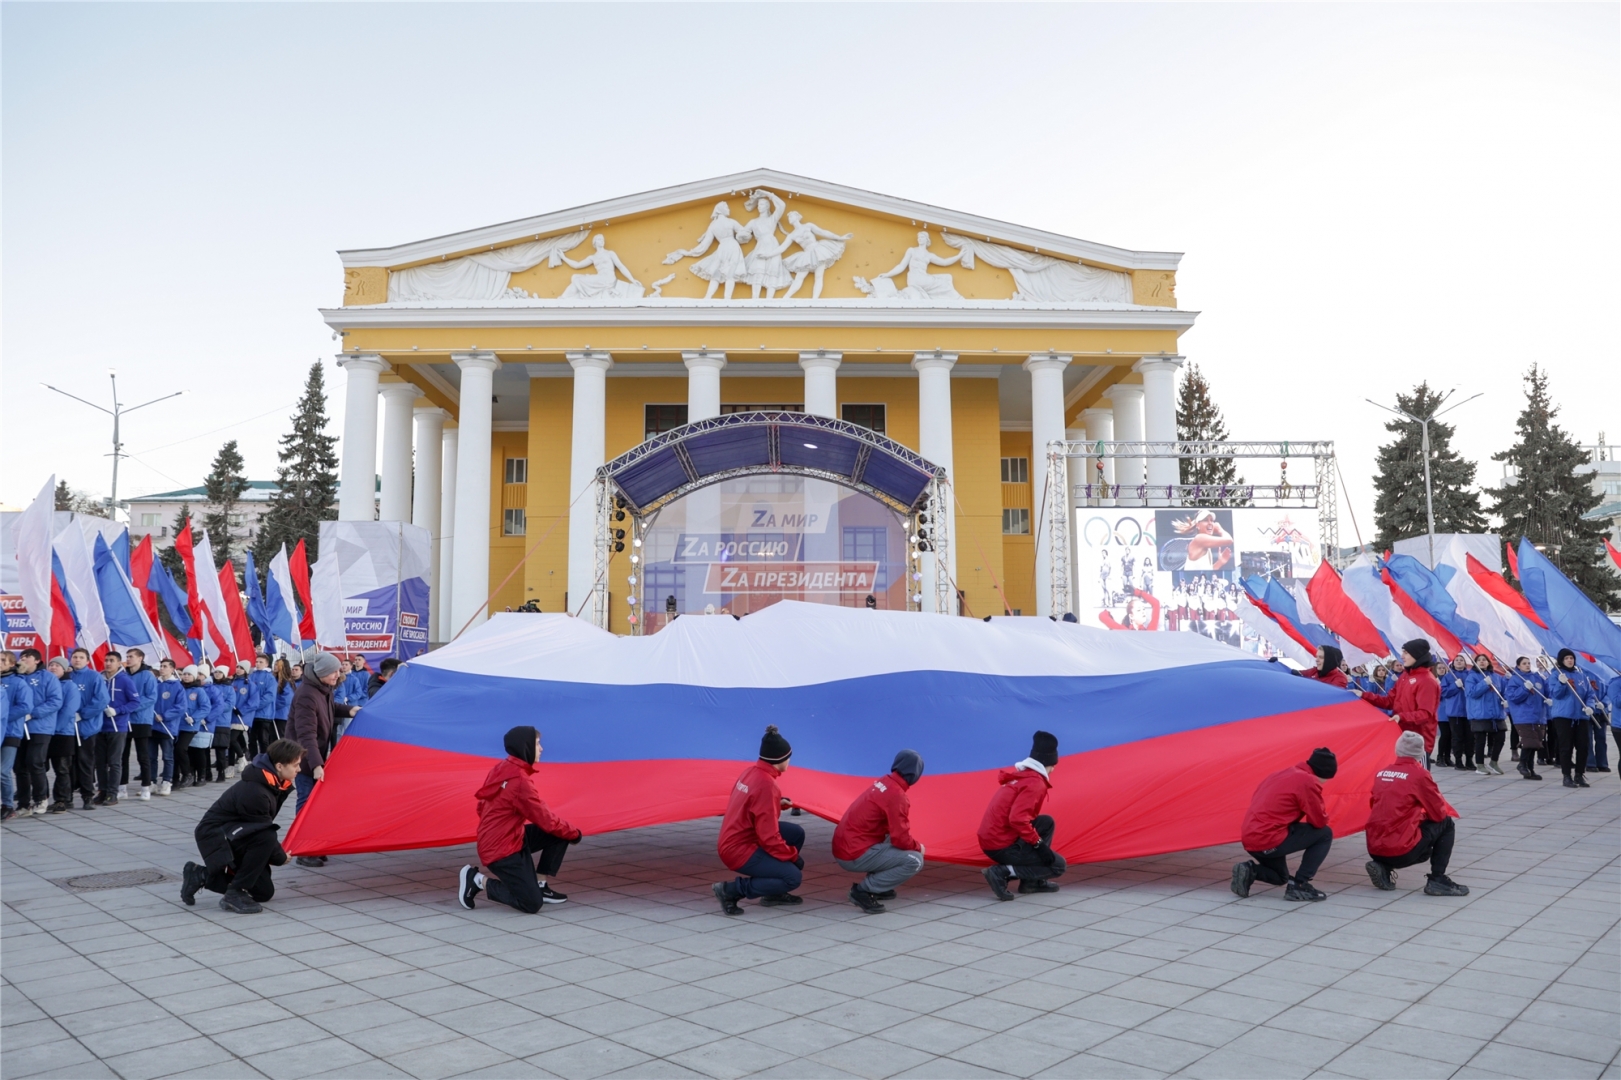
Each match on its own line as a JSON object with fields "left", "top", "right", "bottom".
{"left": 999, "top": 431, "right": 1036, "bottom": 616}
{"left": 522, "top": 381, "right": 573, "bottom": 613}
{"left": 487, "top": 431, "right": 529, "bottom": 614}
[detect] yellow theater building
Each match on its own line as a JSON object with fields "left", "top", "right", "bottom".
{"left": 319, "top": 170, "right": 1195, "bottom": 639}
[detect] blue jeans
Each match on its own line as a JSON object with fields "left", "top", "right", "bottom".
{"left": 152, "top": 730, "right": 175, "bottom": 782}
{"left": 294, "top": 773, "right": 315, "bottom": 814}
{"left": 1588, "top": 720, "right": 1611, "bottom": 769}
{"left": 730, "top": 821, "right": 806, "bottom": 899}
{"left": 2, "top": 744, "right": 16, "bottom": 808}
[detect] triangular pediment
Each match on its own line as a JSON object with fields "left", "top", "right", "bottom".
{"left": 337, "top": 170, "right": 1181, "bottom": 308}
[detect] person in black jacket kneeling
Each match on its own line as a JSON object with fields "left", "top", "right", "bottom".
{"left": 180, "top": 738, "right": 304, "bottom": 914}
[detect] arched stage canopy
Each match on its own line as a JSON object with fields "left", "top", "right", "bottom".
{"left": 599, "top": 411, "right": 944, "bottom": 516}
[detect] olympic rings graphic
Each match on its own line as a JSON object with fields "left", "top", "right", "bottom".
{"left": 1082, "top": 517, "right": 1112, "bottom": 547}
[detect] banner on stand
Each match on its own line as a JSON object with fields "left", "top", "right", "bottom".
{"left": 311, "top": 521, "right": 431, "bottom": 664}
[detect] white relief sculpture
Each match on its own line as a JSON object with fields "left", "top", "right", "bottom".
{"left": 739, "top": 190, "right": 792, "bottom": 298}
{"left": 941, "top": 233, "right": 1133, "bottom": 304}
{"left": 557, "top": 234, "right": 645, "bottom": 300}
{"left": 388, "top": 229, "right": 587, "bottom": 302}
{"left": 780, "top": 211, "right": 852, "bottom": 299}
{"left": 648, "top": 273, "right": 676, "bottom": 297}
{"left": 663, "top": 201, "right": 752, "bottom": 299}
{"left": 853, "top": 231, "right": 964, "bottom": 300}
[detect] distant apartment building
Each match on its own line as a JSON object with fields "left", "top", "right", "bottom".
{"left": 126, "top": 482, "right": 279, "bottom": 552}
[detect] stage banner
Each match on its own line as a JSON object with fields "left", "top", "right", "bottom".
{"left": 640, "top": 477, "right": 907, "bottom": 628}
{"left": 1074, "top": 506, "right": 1321, "bottom": 658}
{"left": 311, "top": 521, "right": 431, "bottom": 663}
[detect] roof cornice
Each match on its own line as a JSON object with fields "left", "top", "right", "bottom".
{"left": 336, "top": 169, "right": 1183, "bottom": 273}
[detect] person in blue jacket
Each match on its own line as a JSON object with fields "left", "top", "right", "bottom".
{"left": 1464, "top": 654, "right": 1508, "bottom": 777}
{"left": 153, "top": 659, "right": 185, "bottom": 794}
{"left": 228, "top": 660, "right": 254, "bottom": 777}
{"left": 248, "top": 654, "right": 278, "bottom": 758}
{"left": 1547, "top": 648, "right": 1599, "bottom": 789}
{"left": 98, "top": 650, "right": 139, "bottom": 805}
{"left": 15, "top": 649, "right": 63, "bottom": 815}
{"left": 189, "top": 668, "right": 220, "bottom": 785}
{"left": 272, "top": 659, "right": 298, "bottom": 739}
{"left": 67, "top": 648, "right": 110, "bottom": 809}
{"left": 1582, "top": 669, "right": 1611, "bottom": 774}
{"left": 1, "top": 650, "right": 36, "bottom": 821}
{"left": 1438, "top": 654, "right": 1472, "bottom": 771}
{"left": 1608, "top": 674, "right": 1621, "bottom": 765}
{"left": 171, "top": 665, "right": 207, "bottom": 790}
{"left": 121, "top": 648, "right": 160, "bottom": 800}
{"left": 1505, "top": 656, "right": 1548, "bottom": 781}
{"left": 45, "top": 656, "right": 86, "bottom": 812}
{"left": 347, "top": 658, "right": 371, "bottom": 710}
{"left": 207, "top": 665, "right": 235, "bottom": 782}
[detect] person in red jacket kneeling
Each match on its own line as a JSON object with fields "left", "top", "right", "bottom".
{"left": 833, "top": 749, "right": 926, "bottom": 914}
{"left": 458, "top": 725, "right": 582, "bottom": 913}
{"left": 713, "top": 726, "right": 804, "bottom": 915}
{"left": 978, "top": 731, "right": 1065, "bottom": 901}
{"left": 1231, "top": 748, "right": 1337, "bottom": 903}
{"left": 1364, "top": 731, "right": 1469, "bottom": 896}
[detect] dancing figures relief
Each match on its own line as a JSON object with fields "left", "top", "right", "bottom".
{"left": 664, "top": 189, "right": 853, "bottom": 300}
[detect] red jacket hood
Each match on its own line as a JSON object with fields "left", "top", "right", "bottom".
{"left": 997, "top": 761, "right": 1052, "bottom": 788}
{"left": 475, "top": 756, "right": 534, "bottom": 801}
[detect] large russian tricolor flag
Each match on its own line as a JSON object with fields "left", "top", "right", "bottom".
{"left": 287, "top": 602, "right": 1394, "bottom": 864}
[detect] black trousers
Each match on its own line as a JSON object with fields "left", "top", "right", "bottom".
{"left": 1372, "top": 817, "right": 1455, "bottom": 877}
{"left": 17, "top": 734, "right": 51, "bottom": 807}
{"left": 484, "top": 825, "right": 572, "bottom": 914}
{"left": 122, "top": 725, "right": 153, "bottom": 786}
{"left": 229, "top": 729, "right": 248, "bottom": 766}
{"left": 51, "top": 735, "right": 94, "bottom": 804}
{"left": 203, "top": 830, "right": 285, "bottom": 902}
{"left": 1435, "top": 722, "right": 1452, "bottom": 763}
{"left": 213, "top": 743, "right": 231, "bottom": 779}
{"left": 173, "top": 732, "right": 195, "bottom": 778}
{"left": 1474, "top": 730, "right": 1505, "bottom": 763}
{"left": 1246, "top": 821, "right": 1334, "bottom": 886}
{"left": 250, "top": 719, "right": 280, "bottom": 759}
{"left": 1550, "top": 717, "right": 1590, "bottom": 778}
{"left": 1448, "top": 717, "right": 1473, "bottom": 766}
{"left": 983, "top": 814, "right": 1068, "bottom": 883}
{"left": 95, "top": 731, "right": 128, "bottom": 796}
{"left": 189, "top": 746, "right": 211, "bottom": 782}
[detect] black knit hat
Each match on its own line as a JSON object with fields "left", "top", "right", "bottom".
{"left": 1557, "top": 647, "right": 1577, "bottom": 666}
{"left": 1307, "top": 747, "right": 1337, "bottom": 780}
{"left": 504, "top": 725, "right": 538, "bottom": 766}
{"left": 1318, "top": 645, "right": 1343, "bottom": 674}
{"left": 1030, "top": 730, "right": 1059, "bottom": 768}
{"left": 1401, "top": 639, "right": 1432, "bottom": 668}
{"left": 759, "top": 725, "right": 792, "bottom": 765}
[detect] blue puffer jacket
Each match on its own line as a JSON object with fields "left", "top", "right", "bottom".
{"left": 177, "top": 683, "right": 208, "bottom": 734}
{"left": 249, "top": 669, "right": 277, "bottom": 720}
{"left": 346, "top": 669, "right": 370, "bottom": 709}
{"left": 54, "top": 675, "right": 83, "bottom": 738}
{"left": 1608, "top": 676, "right": 1621, "bottom": 718}
{"left": 155, "top": 677, "right": 186, "bottom": 737}
{"left": 19, "top": 668, "right": 62, "bottom": 738}
{"left": 127, "top": 664, "right": 159, "bottom": 727}
{"left": 2, "top": 673, "right": 34, "bottom": 742}
{"left": 1464, "top": 670, "right": 1505, "bottom": 722}
{"left": 273, "top": 681, "right": 293, "bottom": 721}
{"left": 230, "top": 676, "right": 253, "bottom": 726}
{"left": 105, "top": 670, "right": 139, "bottom": 733}
{"left": 1439, "top": 666, "right": 1469, "bottom": 719}
{"left": 1548, "top": 667, "right": 1598, "bottom": 720}
{"left": 1505, "top": 672, "right": 1546, "bottom": 725}
{"left": 208, "top": 681, "right": 233, "bottom": 730}
{"left": 69, "top": 665, "right": 109, "bottom": 740}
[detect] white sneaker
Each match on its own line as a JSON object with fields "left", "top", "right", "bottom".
{"left": 1476, "top": 765, "right": 1493, "bottom": 776}
{"left": 227, "top": 765, "right": 239, "bottom": 778}
{"left": 14, "top": 804, "right": 32, "bottom": 818}
{"left": 118, "top": 785, "right": 129, "bottom": 798}
{"left": 139, "top": 786, "right": 152, "bottom": 801}
{"left": 34, "top": 802, "right": 48, "bottom": 814}
{"left": 157, "top": 781, "right": 172, "bottom": 796}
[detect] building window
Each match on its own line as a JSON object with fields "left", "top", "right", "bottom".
{"left": 1003, "top": 508, "right": 1031, "bottom": 535}
{"left": 645, "top": 404, "right": 689, "bottom": 440}
{"left": 720, "top": 403, "right": 803, "bottom": 414}
{"left": 140, "top": 513, "right": 160, "bottom": 527}
{"left": 502, "top": 508, "right": 526, "bottom": 536}
{"left": 1001, "top": 457, "right": 1029, "bottom": 484}
{"left": 841, "top": 526, "right": 891, "bottom": 593}
{"left": 842, "top": 404, "right": 886, "bottom": 433}
{"left": 503, "top": 458, "right": 528, "bottom": 484}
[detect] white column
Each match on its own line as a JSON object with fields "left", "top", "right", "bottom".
{"left": 437, "top": 426, "right": 458, "bottom": 641}
{"left": 798, "top": 351, "right": 841, "bottom": 419}
{"left": 1080, "top": 407, "right": 1115, "bottom": 507}
{"left": 337, "top": 354, "right": 386, "bottom": 520}
{"left": 1110, "top": 385, "right": 1146, "bottom": 505}
{"left": 377, "top": 383, "right": 418, "bottom": 523}
{"left": 1136, "top": 355, "right": 1186, "bottom": 506}
{"left": 913, "top": 352, "right": 958, "bottom": 614}
{"left": 682, "top": 351, "right": 727, "bottom": 422}
{"left": 412, "top": 406, "right": 447, "bottom": 641}
{"left": 1065, "top": 425, "right": 1086, "bottom": 619}
{"left": 567, "top": 351, "right": 613, "bottom": 621}
{"left": 450, "top": 352, "right": 499, "bottom": 635}
{"left": 1025, "top": 353, "right": 1072, "bottom": 617}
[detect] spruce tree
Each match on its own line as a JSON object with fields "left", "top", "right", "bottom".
{"left": 1175, "top": 361, "right": 1245, "bottom": 506}
{"left": 255, "top": 362, "right": 340, "bottom": 564}
{"left": 54, "top": 479, "right": 105, "bottom": 516}
{"left": 1488, "top": 365, "right": 1616, "bottom": 608}
{"left": 1371, "top": 382, "right": 1487, "bottom": 549}
{"left": 201, "top": 440, "right": 248, "bottom": 567}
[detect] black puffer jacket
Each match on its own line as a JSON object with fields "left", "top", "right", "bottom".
{"left": 194, "top": 754, "right": 295, "bottom": 873}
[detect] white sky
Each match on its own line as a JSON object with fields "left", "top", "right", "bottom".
{"left": 3, "top": 3, "right": 1616, "bottom": 537}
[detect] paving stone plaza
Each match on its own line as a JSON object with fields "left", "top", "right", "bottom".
{"left": 2, "top": 768, "right": 1616, "bottom": 1080}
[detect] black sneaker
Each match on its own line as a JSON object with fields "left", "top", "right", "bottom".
{"left": 180, "top": 861, "right": 207, "bottom": 907}
{"left": 1284, "top": 881, "right": 1327, "bottom": 902}
{"left": 1365, "top": 860, "right": 1396, "bottom": 891}
{"left": 1592, "top": 766, "right": 1612, "bottom": 773}
{"left": 760, "top": 892, "right": 803, "bottom": 906}
{"left": 539, "top": 885, "right": 568, "bottom": 905}
{"left": 849, "top": 885, "right": 886, "bottom": 914}
{"left": 79, "top": 798, "right": 96, "bottom": 810}
{"left": 218, "top": 890, "right": 262, "bottom": 914}
{"left": 1563, "top": 775, "right": 1578, "bottom": 788}
{"left": 1230, "top": 861, "right": 1257, "bottom": 899}
{"left": 869, "top": 889, "right": 897, "bottom": 901}
{"left": 457, "top": 865, "right": 480, "bottom": 910}
{"left": 1526, "top": 770, "right": 1542, "bottom": 780}
{"left": 1576, "top": 776, "right": 1591, "bottom": 788}
{"left": 0, "top": 807, "right": 14, "bottom": 823}
{"left": 712, "top": 881, "right": 742, "bottom": 916}
{"left": 1018, "top": 878, "right": 1060, "bottom": 894}
{"left": 295, "top": 856, "right": 325, "bottom": 868}
{"left": 91, "top": 793, "right": 107, "bottom": 806}
{"left": 47, "top": 802, "right": 69, "bottom": 814}
{"left": 983, "top": 865, "right": 1015, "bottom": 901}
{"left": 103, "top": 795, "right": 118, "bottom": 805}
{"left": 1424, "top": 874, "right": 1469, "bottom": 897}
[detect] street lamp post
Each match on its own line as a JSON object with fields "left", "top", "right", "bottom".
{"left": 43, "top": 373, "right": 183, "bottom": 521}
{"left": 1367, "top": 390, "right": 1482, "bottom": 569}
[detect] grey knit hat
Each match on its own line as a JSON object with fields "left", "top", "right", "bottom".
{"left": 1395, "top": 731, "right": 1427, "bottom": 761}
{"left": 309, "top": 651, "right": 344, "bottom": 680}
